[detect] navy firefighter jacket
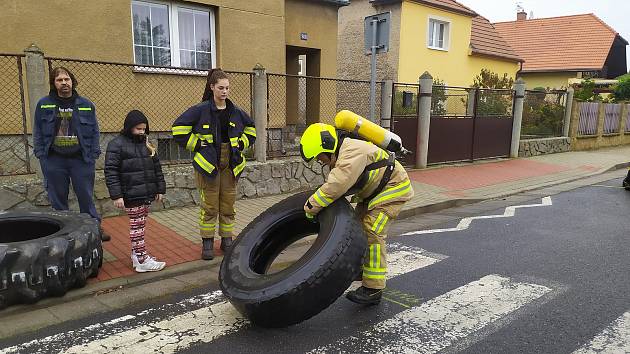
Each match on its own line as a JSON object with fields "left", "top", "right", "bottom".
{"left": 33, "top": 94, "right": 101, "bottom": 163}
{"left": 171, "top": 98, "right": 256, "bottom": 179}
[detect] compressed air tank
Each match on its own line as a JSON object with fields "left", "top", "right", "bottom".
{"left": 334, "top": 110, "right": 404, "bottom": 153}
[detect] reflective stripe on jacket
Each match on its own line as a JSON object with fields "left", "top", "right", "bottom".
{"left": 171, "top": 98, "right": 256, "bottom": 178}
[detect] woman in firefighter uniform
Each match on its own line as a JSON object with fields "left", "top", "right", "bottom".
{"left": 300, "top": 123, "right": 413, "bottom": 305}
{"left": 172, "top": 68, "right": 256, "bottom": 260}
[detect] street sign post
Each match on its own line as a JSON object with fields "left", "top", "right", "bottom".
{"left": 364, "top": 12, "right": 390, "bottom": 122}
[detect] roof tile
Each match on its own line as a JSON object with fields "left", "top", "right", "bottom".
{"left": 493, "top": 14, "right": 622, "bottom": 72}
{"left": 470, "top": 16, "right": 522, "bottom": 62}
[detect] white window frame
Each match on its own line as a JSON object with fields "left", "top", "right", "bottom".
{"left": 131, "top": 0, "right": 216, "bottom": 74}
{"left": 427, "top": 16, "right": 451, "bottom": 51}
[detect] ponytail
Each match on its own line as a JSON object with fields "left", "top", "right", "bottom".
{"left": 202, "top": 68, "right": 229, "bottom": 101}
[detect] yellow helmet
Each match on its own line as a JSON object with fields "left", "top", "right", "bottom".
{"left": 299, "top": 123, "right": 338, "bottom": 162}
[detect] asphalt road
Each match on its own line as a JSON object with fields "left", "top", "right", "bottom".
{"left": 1, "top": 177, "right": 629, "bottom": 353}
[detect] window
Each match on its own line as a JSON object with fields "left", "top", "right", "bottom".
{"left": 132, "top": 0, "right": 215, "bottom": 69}
{"left": 427, "top": 18, "right": 450, "bottom": 50}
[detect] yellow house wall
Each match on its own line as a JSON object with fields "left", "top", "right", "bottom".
{"left": 1, "top": 0, "right": 285, "bottom": 134}
{"left": 1, "top": 0, "right": 341, "bottom": 133}
{"left": 2, "top": 0, "right": 285, "bottom": 72}
{"left": 284, "top": 0, "right": 340, "bottom": 124}
{"left": 468, "top": 55, "right": 520, "bottom": 85}
{"left": 397, "top": 2, "right": 518, "bottom": 86}
{"left": 518, "top": 72, "right": 577, "bottom": 90}
{"left": 285, "top": 0, "right": 338, "bottom": 78}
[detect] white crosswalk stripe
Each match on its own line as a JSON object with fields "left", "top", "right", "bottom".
{"left": 572, "top": 311, "right": 630, "bottom": 354}
{"left": 347, "top": 243, "right": 447, "bottom": 292}
{"left": 63, "top": 301, "right": 246, "bottom": 354}
{"left": 1, "top": 243, "right": 446, "bottom": 354}
{"left": 0, "top": 291, "right": 226, "bottom": 354}
{"left": 309, "top": 275, "right": 553, "bottom": 354}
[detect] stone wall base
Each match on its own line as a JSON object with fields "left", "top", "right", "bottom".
{"left": 0, "top": 158, "right": 328, "bottom": 218}
{"left": 519, "top": 137, "right": 571, "bottom": 157}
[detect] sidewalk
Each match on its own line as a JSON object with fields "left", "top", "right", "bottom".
{"left": 2, "top": 145, "right": 630, "bottom": 336}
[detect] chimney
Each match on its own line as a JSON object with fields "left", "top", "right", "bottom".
{"left": 517, "top": 10, "right": 527, "bottom": 21}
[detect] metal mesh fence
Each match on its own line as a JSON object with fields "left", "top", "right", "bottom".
{"left": 266, "top": 73, "right": 379, "bottom": 158}
{"left": 0, "top": 54, "right": 30, "bottom": 175}
{"left": 432, "top": 86, "right": 471, "bottom": 118}
{"left": 475, "top": 88, "right": 514, "bottom": 118}
{"left": 47, "top": 57, "right": 252, "bottom": 165}
{"left": 521, "top": 90, "right": 567, "bottom": 138}
{"left": 392, "top": 83, "right": 419, "bottom": 117}
{"left": 333, "top": 78, "right": 381, "bottom": 122}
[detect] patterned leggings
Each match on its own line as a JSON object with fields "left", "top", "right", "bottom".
{"left": 126, "top": 204, "right": 149, "bottom": 263}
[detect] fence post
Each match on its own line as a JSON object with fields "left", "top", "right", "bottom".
{"left": 252, "top": 64, "right": 267, "bottom": 163}
{"left": 466, "top": 89, "right": 475, "bottom": 116}
{"left": 620, "top": 103, "right": 628, "bottom": 134}
{"left": 596, "top": 102, "right": 605, "bottom": 138}
{"left": 24, "top": 44, "right": 48, "bottom": 127}
{"left": 569, "top": 101, "right": 580, "bottom": 137}
{"left": 510, "top": 78, "right": 526, "bottom": 158}
{"left": 380, "top": 80, "right": 393, "bottom": 129}
{"left": 416, "top": 72, "right": 432, "bottom": 169}
{"left": 562, "top": 87, "right": 574, "bottom": 137}
{"left": 24, "top": 44, "right": 48, "bottom": 177}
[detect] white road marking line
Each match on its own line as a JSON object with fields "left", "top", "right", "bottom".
{"left": 387, "top": 243, "right": 448, "bottom": 277}
{"left": 590, "top": 184, "right": 626, "bottom": 189}
{"left": 401, "top": 196, "right": 553, "bottom": 236}
{"left": 62, "top": 301, "right": 246, "bottom": 354}
{"left": 572, "top": 311, "right": 630, "bottom": 354}
{"left": 0, "top": 291, "right": 225, "bottom": 354}
{"left": 310, "top": 274, "right": 552, "bottom": 354}
{"left": 347, "top": 243, "right": 447, "bottom": 292}
{"left": 2, "top": 244, "right": 446, "bottom": 353}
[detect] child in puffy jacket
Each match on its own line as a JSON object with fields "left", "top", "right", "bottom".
{"left": 104, "top": 110, "right": 166, "bottom": 273}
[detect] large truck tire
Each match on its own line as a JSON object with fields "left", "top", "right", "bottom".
{"left": 219, "top": 190, "right": 366, "bottom": 328}
{"left": 0, "top": 211, "right": 103, "bottom": 309}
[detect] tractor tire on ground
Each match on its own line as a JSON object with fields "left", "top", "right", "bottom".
{"left": 0, "top": 211, "right": 103, "bottom": 309}
{"left": 219, "top": 190, "right": 366, "bottom": 328}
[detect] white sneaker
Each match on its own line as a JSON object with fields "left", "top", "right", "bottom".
{"left": 131, "top": 253, "right": 166, "bottom": 272}
{"left": 131, "top": 252, "right": 162, "bottom": 267}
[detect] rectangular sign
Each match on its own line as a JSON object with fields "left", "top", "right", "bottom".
{"left": 364, "top": 12, "right": 391, "bottom": 55}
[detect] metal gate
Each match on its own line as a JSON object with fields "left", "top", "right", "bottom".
{"left": 390, "top": 83, "right": 419, "bottom": 166}
{"left": 391, "top": 83, "right": 514, "bottom": 165}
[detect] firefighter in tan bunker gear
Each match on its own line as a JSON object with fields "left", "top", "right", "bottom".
{"left": 172, "top": 69, "right": 256, "bottom": 260}
{"left": 300, "top": 123, "right": 414, "bottom": 305}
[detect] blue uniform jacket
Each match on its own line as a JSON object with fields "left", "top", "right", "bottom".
{"left": 33, "top": 95, "right": 101, "bottom": 163}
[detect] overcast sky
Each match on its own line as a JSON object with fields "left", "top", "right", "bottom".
{"left": 457, "top": 0, "right": 630, "bottom": 71}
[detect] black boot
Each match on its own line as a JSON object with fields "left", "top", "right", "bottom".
{"left": 220, "top": 237, "right": 233, "bottom": 252}
{"left": 346, "top": 286, "right": 383, "bottom": 305}
{"left": 99, "top": 227, "right": 111, "bottom": 242}
{"left": 623, "top": 170, "right": 630, "bottom": 190}
{"left": 201, "top": 238, "right": 214, "bottom": 260}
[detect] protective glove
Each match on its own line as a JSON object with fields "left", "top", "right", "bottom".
{"left": 305, "top": 211, "right": 317, "bottom": 223}
{"left": 304, "top": 200, "right": 317, "bottom": 223}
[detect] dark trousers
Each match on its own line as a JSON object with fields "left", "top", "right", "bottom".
{"left": 40, "top": 153, "right": 100, "bottom": 222}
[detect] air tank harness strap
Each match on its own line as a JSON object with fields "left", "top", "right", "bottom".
{"left": 364, "top": 153, "right": 396, "bottom": 202}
